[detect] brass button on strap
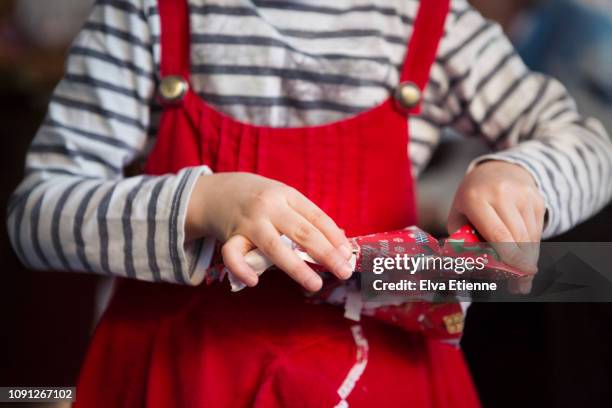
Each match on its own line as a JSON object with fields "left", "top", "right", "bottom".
{"left": 159, "top": 75, "right": 189, "bottom": 103}
{"left": 394, "top": 81, "right": 422, "bottom": 110}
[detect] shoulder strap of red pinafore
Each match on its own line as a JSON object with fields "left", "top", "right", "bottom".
{"left": 158, "top": 0, "right": 191, "bottom": 78}
{"left": 156, "top": 0, "right": 448, "bottom": 107}
{"left": 400, "top": 0, "right": 450, "bottom": 114}
{"left": 144, "top": 0, "right": 202, "bottom": 175}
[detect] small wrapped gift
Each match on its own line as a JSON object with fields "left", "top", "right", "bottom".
{"left": 204, "top": 225, "right": 526, "bottom": 342}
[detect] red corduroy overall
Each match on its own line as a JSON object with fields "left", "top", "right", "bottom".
{"left": 75, "top": 0, "right": 480, "bottom": 406}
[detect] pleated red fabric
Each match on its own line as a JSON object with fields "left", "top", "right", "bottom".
{"left": 75, "top": 0, "right": 481, "bottom": 406}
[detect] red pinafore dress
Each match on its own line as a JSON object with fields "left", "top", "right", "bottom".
{"left": 75, "top": 0, "right": 480, "bottom": 406}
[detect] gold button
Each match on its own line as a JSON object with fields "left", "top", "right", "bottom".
{"left": 395, "top": 81, "right": 421, "bottom": 109}
{"left": 159, "top": 76, "right": 188, "bottom": 102}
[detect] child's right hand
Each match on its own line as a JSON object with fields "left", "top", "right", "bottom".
{"left": 185, "top": 172, "right": 354, "bottom": 291}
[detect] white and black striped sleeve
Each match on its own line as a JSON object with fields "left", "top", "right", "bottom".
{"left": 6, "top": 0, "right": 212, "bottom": 285}
{"left": 425, "top": 0, "right": 612, "bottom": 239}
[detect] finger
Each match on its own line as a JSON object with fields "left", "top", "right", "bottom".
{"left": 496, "top": 204, "right": 530, "bottom": 243}
{"left": 251, "top": 222, "right": 323, "bottom": 292}
{"left": 497, "top": 203, "right": 539, "bottom": 272}
{"left": 533, "top": 196, "right": 546, "bottom": 239}
{"left": 463, "top": 201, "right": 537, "bottom": 275}
{"left": 287, "top": 190, "right": 352, "bottom": 259}
{"left": 221, "top": 235, "right": 259, "bottom": 287}
{"left": 508, "top": 277, "right": 520, "bottom": 294}
{"left": 518, "top": 276, "right": 534, "bottom": 294}
{"left": 486, "top": 202, "right": 538, "bottom": 292}
{"left": 274, "top": 208, "right": 353, "bottom": 280}
{"left": 520, "top": 205, "right": 542, "bottom": 270}
{"left": 521, "top": 207, "right": 538, "bottom": 243}
{"left": 508, "top": 276, "right": 533, "bottom": 295}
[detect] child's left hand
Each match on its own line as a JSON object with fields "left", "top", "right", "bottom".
{"left": 447, "top": 161, "right": 546, "bottom": 294}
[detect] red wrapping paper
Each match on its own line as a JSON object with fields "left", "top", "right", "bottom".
{"left": 205, "top": 225, "right": 527, "bottom": 343}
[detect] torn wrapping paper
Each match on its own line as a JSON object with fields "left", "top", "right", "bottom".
{"left": 204, "top": 225, "right": 527, "bottom": 342}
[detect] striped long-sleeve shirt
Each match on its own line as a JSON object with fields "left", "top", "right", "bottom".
{"left": 7, "top": 0, "right": 612, "bottom": 285}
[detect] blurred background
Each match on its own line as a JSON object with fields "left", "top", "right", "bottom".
{"left": 0, "top": 0, "right": 97, "bottom": 399}
{"left": 0, "top": 0, "right": 610, "bottom": 407}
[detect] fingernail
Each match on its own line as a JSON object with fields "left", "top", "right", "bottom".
{"left": 246, "top": 274, "right": 259, "bottom": 287}
{"left": 339, "top": 262, "right": 353, "bottom": 280}
{"left": 305, "top": 275, "right": 323, "bottom": 292}
{"left": 339, "top": 244, "right": 352, "bottom": 260}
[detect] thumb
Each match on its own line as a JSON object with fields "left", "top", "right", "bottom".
{"left": 447, "top": 206, "right": 469, "bottom": 236}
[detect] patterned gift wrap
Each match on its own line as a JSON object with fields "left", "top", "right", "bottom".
{"left": 204, "top": 225, "right": 527, "bottom": 342}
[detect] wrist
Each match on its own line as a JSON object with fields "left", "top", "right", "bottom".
{"left": 185, "top": 174, "right": 213, "bottom": 242}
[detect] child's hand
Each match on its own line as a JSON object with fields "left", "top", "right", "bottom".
{"left": 448, "top": 161, "right": 546, "bottom": 294}
{"left": 186, "top": 172, "right": 353, "bottom": 291}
